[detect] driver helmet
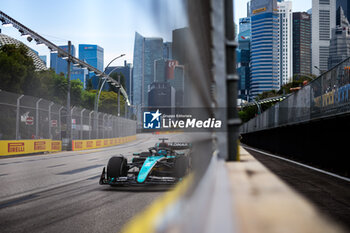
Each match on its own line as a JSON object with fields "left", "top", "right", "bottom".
{"left": 158, "top": 142, "right": 168, "bottom": 148}
{"left": 158, "top": 149, "right": 167, "bottom": 156}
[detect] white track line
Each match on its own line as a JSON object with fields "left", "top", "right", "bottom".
{"left": 243, "top": 145, "right": 350, "bottom": 183}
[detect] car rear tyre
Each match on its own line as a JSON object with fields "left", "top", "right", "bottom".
{"left": 107, "top": 156, "right": 127, "bottom": 178}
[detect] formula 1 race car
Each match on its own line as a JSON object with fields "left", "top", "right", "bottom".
{"left": 99, "top": 138, "right": 191, "bottom": 186}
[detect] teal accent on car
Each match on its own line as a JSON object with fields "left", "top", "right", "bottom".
{"left": 137, "top": 156, "right": 164, "bottom": 183}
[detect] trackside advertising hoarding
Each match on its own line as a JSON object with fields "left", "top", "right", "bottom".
{"left": 71, "top": 135, "right": 136, "bottom": 151}
{"left": 0, "top": 140, "right": 62, "bottom": 156}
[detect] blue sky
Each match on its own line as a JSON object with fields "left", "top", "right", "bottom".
{"left": 0, "top": 0, "right": 311, "bottom": 69}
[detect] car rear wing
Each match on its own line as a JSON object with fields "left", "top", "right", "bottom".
{"left": 168, "top": 142, "right": 192, "bottom": 150}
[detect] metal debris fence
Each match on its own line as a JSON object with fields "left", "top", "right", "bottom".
{"left": 0, "top": 90, "right": 136, "bottom": 141}
{"left": 241, "top": 56, "right": 350, "bottom": 133}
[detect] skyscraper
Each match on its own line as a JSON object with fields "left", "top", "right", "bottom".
{"left": 132, "top": 32, "right": 163, "bottom": 107}
{"left": 237, "top": 29, "right": 251, "bottom": 101}
{"left": 105, "top": 60, "right": 133, "bottom": 97}
{"left": 50, "top": 44, "right": 75, "bottom": 76}
{"left": 239, "top": 17, "right": 251, "bottom": 33}
{"left": 277, "top": 0, "right": 293, "bottom": 86}
{"left": 172, "top": 28, "right": 190, "bottom": 65}
{"left": 79, "top": 44, "right": 104, "bottom": 89}
{"left": 250, "top": 0, "right": 280, "bottom": 98}
{"left": 328, "top": 7, "right": 350, "bottom": 69}
{"left": 71, "top": 67, "right": 88, "bottom": 88}
{"left": 337, "top": 0, "right": 350, "bottom": 23}
{"left": 312, "top": 0, "right": 336, "bottom": 75}
{"left": 39, "top": 55, "right": 47, "bottom": 66}
{"left": 293, "top": 12, "right": 312, "bottom": 76}
{"left": 163, "top": 42, "right": 172, "bottom": 59}
{"left": 79, "top": 44, "right": 104, "bottom": 71}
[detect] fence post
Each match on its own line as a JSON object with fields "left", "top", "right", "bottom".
{"left": 15, "top": 95, "right": 24, "bottom": 140}
{"left": 58, "top": 106, "right": 64, "bottom": 140}
{"left": 71, "top": 106, "right": 76, "bottom": 140}
{"left": 35, "top": 98, "right": 43, "bottom": 139}
{"left": 96, "top": 112, "right": 99, "bottom": 139}
{"left": 103, "top": 114, "right": 107, "bottom": 139}
{"left": 48, "top": 102, "right": 54, "bottom": 139}
{"left": 80, "top": 108, "right": 86, "bottom": 140}
{"left": 89, "top": 111, "right": 94, "bottom": 139}
{"left": 108, "top": 115, "right": 112, "bottom": 138}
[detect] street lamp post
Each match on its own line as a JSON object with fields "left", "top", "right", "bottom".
{"left": 94, "top": 54, "right": 125, "bottom": 114}
{"left": 66, "top": 40, "right": 72, "bottom": 150}
{"left": 314, "top": 66, "right": 324, "bottom": 75}
{"left": 252, "top": 99, "right": 262, "bottom": 115}
{"left": 93, "top": 54, "right": 125, "bottom": 138}
{"left": 118, "top": 75, "right": 121, "bottom": 116}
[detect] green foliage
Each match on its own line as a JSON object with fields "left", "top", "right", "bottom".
{"left": 0, "top": 44, "right": 35, "bottom": 93}
{"left": 0, "top": 44, "right": 124, "bottom": 115}
{"left": 239, "top": 105, "right": 258, "bottom": 123}
{"left": 98, "top": 91, "right": 125, "bottom": 116}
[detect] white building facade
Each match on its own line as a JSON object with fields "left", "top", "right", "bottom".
{"left": 312, "top": 0, "right": 336, "bottom": 75}
{"left": 277, "top": 0, "right": 293, "bottom": 86}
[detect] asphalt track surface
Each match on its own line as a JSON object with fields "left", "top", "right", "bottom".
{"left": 244, "top": 146, "right": 350, "bottom": 231}
{"left": 0, "top": 134, "right": 187, "bottom": 233}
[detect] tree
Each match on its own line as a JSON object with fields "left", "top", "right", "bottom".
{"left": 98, "top": 91, "right": 125, "bottom": 116}
{"left": 0, "top": 44, "right": 125, "bottom": 116}
{"left": 0, "top": 44, "right": 35, "bottom": 93}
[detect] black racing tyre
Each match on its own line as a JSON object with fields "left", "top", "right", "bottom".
{"left": 107, "top": 156, "right": 127, "bottom": 178}
{"left": 174, "top": 156, "right": 188, "bottom": 178}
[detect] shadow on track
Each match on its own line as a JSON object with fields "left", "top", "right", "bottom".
{"left": 100, "top": 185, "right": 174, "bottom": 193}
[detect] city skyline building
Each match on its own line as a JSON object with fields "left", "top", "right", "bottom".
{"left": 337, "top": 0, "right": 350, "bottom": 23}
{"left": 79, "top": 44, "right": 104, "bottom": 89}
{"left": 311, "top": 0, "right": 336, "bottom": 75}
{"left": 293, "top": 12, "right": 312, "bottom": 76}
{"left": 154, "top": 58, "right": 184, "bottom": 106}
{"left": 328, "top": 7, "right": 350, "bottom": 69}
{"left": 105, "top": 60, "right": 133, "bottom": 98}
{"left": 250, "top": 0, "right": 280, "bottom": 98}
{"left": 132, "top": 32, "right": 163, "bottom": 108}
{"left": 277, "top": 0, "right": 293, "bottom": 86}
{"left": 163, "top": 42, "right": 172, "bottom": 60}
{"left": 239, "top": 17, "right": 251, "bottom": 33}
{"left": 237, "top": 29, "right": 251, "bottom": 101}
{"left": 50, "top": 44, "right": 76, "bottom": 76}
{"left": 148, "top": 82, "right": 175, "bottom": 115}
{"left": 71, "top": 67, "right": 88, "bottom": 89}
{"left": 39, "top": 55, "right": 47, "bottom": 66}
{"left": 247, "top": 1, "right": 251, "bottom": 17}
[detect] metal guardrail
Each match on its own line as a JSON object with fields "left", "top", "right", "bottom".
{"left": 0, "top": 90, "right": 136, "bottom": 140}
{"left": 241, "top": 56, "right": 350, "bottom": 133}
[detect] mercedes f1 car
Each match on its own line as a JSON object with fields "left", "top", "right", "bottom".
{"left": 99, "top": 138, "right": 191, "bottom": 186}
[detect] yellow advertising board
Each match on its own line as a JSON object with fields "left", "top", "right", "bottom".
{"left": 72, "top": 135, "right": 136, "bottom": 151}
{"left": 0, "top": 136, "right": 136, "bottom": 155}
{"left": 0, "top": 139, "right": 62, "bottom": 156}
{"left": 253, "top": 7, "right": 266, "bottom": 14}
